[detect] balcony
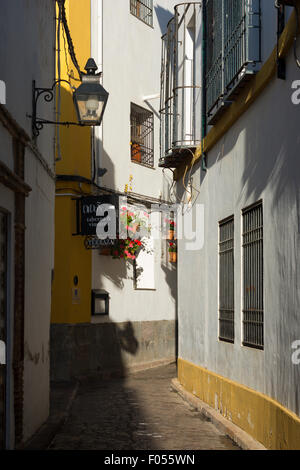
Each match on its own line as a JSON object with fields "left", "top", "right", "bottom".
{"left": 206, "top": 0, "right": 261, "bottom": 125}
{"left": 159, "top": 3, "right": 202, "bottom": 169}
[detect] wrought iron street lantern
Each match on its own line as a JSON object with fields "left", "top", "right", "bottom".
{"left": 73, "top": 58, "right": 109, "bottom": 126}
{"left": 29, "top": 57, "right": 109, "bottom": 138}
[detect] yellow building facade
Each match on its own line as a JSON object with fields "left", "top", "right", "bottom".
{"left": 51, "top": 0, "right": 92, "bottom": 325}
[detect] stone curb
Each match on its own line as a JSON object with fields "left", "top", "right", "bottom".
{"left": 24, "top": 381, "right": 79, "bottom": 450}
{"left": 171, "top": 378, "right": 267, "bottom": 451}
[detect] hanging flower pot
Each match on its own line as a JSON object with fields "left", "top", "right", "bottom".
{"left": 168, "top": 229, "right": 174, "bottom": 240}
{"left": 168, "top": 251, "right": 177, "bottom": 263}
{"left": 112, "top": 238, "right": 143, "bottom": 261}
{"left": 168, "top": 242, "right": 177, "bottom": 263}
{"left": 166, "top": 219, "right": 176, "bottom": 240}
{"left": 131, "top": 142, "right": 142, "bottom": 163}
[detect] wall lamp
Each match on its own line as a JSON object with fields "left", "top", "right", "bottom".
{"left": 29, "top": 58, "right": 109, "bottom": 138}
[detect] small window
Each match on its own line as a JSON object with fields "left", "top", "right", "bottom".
{"left": 242, "top": 201, "right": 264, "bottom": 350}
{"left": 219, "top": 216, "right": 234, "bottom": 343}
{"left": 130, "top": 0, "right": 153, "bottom": 27}
{"left": 130, "top": 103, "right": 154, "bottom": 168}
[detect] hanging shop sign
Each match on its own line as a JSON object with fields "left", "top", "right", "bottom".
{"left": 75, "top": 194, "right": 119, "bottom": 240}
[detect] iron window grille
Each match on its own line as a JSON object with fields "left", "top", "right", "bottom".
{"left": 130, "top": 103, "right": 154, "bottom": 168}
{"left": 242, "top": 201, "right": 264, "bottom": 350}
{"left": 219, "top": 216, "right": 234, "bottom": 343}
{"left": 206, "top": 0, "right": 261, "bottom": 125}
{"left": 130, "top": 0, "right": 153, "bottom": 27}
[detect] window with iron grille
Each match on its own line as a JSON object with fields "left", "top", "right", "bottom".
{"left": 205, "top": 0, "right": 261, "bottom": 124}
{"left": 130, "top": 0, "right": 153, "bottom": 27}
{"left": 130, "top": 103, "right": 154, "bottom": 168}
{"left": 242, "top": 201, "right": 264, "bottom": 350}
{"left": 219, "top": 216, "right": 234, "bottom": 343}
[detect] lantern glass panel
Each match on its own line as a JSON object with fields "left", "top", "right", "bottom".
{"left": 76, "top": 95, "right": 105, "bottom": 124}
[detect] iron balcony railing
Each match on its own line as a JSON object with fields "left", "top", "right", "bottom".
{"left": 206, "top": 0, "right": 261, "bottom": 124}
{"left": 159, "top": 3, "right": 202, "bottom": 168}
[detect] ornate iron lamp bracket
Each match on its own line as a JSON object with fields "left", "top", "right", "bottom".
{"left": 29, "top": 79, "right": 82, "bottom": 139}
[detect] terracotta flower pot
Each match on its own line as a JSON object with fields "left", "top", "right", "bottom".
{"left": 169, "top": 251, "right": 177, "bottom": 263}
{"left": 131, "top": 143, "right": 141, "bottom": 163}
{"left": 168, "top": 229, "right": 174, "bottom": 240}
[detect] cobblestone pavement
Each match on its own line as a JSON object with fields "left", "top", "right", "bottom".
{"left": 47, "top": 364, "right": 240, "bottom": 451}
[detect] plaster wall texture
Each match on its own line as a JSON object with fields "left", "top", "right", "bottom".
{"left": 260, "top": 4, "right": 294, "bottom": 65}
{"left": 0, "top": 0, "right": 56, "bottom": 445}
{"left": 23, "top": 148, "right": 55, "bottom": 442}
{"left": 0, "top": 0, "right": 56, "bottom": 167}
{"left": 177, "top": 44, "right": 300, "bottom": 417}
{"left": 93, "top": 0, "right": 177, "bottom": 198}
{"left": 50, "top": 320, "right": 176, "bottom": 382}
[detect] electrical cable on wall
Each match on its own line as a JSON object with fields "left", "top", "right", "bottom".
{"left": 55, "top": 0, "right": 84, "bottom": 162}
{"left": 56, "top": 0, "right": 83, "bottom": 80}
{"left": 91, "top": 126, "right": 97, "bottom": 183}
{"left": 62, "top": 24, "right": 81, "bottom": 82}
{"left": 162, "top": 168, "right": 182, "bottom": 204}
{"left": 55, "top": 0, "right": 63, "bottom": 162}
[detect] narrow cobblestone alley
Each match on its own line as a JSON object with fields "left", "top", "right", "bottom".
{"left": 46, "top": 364, "right": 240, "bottom": 451}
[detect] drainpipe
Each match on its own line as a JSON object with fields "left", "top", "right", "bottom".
{"left": 201, "top": 1, "right": 207, "bottom": 172}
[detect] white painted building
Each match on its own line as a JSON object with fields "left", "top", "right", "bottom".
{"left": 0, "top": 1, "right": 55, "bottom": 448}
{"left": 161, "top": 1, "right": 300, "bottom": 449}
{"left": 84, "top": 0, "right": 179, "bottom": 372}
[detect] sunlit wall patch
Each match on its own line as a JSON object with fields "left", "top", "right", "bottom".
{"left": 0, "top": 80, "right": 6, "bottom": 105}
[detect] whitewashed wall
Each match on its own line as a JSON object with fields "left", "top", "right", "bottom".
{"left": 91, "top": 0, "right": 177, "bottom": 326}
{"left": 177, "top": 42, "right": 300, "bottom": 416}
{"left": 0, "top": 0, "right": 55, "bottom": 445}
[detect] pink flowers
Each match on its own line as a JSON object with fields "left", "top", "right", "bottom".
{"left": 111, "top": 237, "right": 142, "bottom": 261}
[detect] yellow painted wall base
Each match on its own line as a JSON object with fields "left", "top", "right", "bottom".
{"left": 178, "top": 358, "right": 300, "bottom": 450}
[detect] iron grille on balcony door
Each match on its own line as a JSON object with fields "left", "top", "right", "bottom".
{"left": 206, "top": 0, "right": 261, "bottom": 124}
{"left": 242, "top": 201, "right": 264, "bottom": 349}
{"left": 219, "top": 216, "right": 234, "bottom": 343}
{"left": 130, "top": 103, "right": 154, "bottom": 168}
{"left": 130, "top": 0, "right": 153, "bottom": 27}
